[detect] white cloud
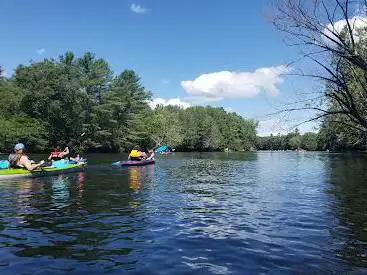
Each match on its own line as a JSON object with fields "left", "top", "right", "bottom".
{"left": 36, "top": 48, "right": 45, "bottom": 55}
{"left": 130, "top": 3, "right": 148, "bottom": 14}
{"left": 182, "top": 96, "right": 222, "bottom": 104}
{"left": 323, "top": 16, "right": 367, "bottom": 43}
{"left": 225, "top": 107, "right": 233, "bottom": 113}
{"left": 181, "top": 65, "right": 290, "bottom": 100}
{"left": 257, "top": 119, "right": 319, "bottom": 136}
{"left": 257, "top": 119, "right": 289, "bottom": 137}
{"left": 149, "top": 98, "right": 191, "bottom": 109}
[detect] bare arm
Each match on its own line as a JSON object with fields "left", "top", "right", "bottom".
{"left": 60, "top": 147, "right": 69, "bottom": 158}
{"left": 20, "top": 157, "right": 44, "bottom": 171}
{"left": 146, "top": 151, "right": 155, "bottom": 160}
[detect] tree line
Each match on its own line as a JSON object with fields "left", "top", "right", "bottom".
{"left": 0, "top": 52, "right": 257, "bottom": 153}
{"left": 257, "top": 128, "right": 367, "bottom": 152}
{"left": 1, "top": 50, "right": 366, "bottom": 153}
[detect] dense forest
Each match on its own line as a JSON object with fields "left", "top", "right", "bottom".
{"left": 1, "top": 50, "right": 366, "bottom": 153}
{"left": 257, "top": 128, "right": 367, "bottom": 152}
{"left": 0, "top": 52, "right": 257, "bottom": 153}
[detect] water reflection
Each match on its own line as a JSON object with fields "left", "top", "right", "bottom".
{"left": 128, "top": 165, "right": 155, "bottom": 192}
{"left": 327, "top": 154, "right": 367, "bottom": 268}
{"left": 167, "top": 151, "right": 258, "bottom": 162}
{"left": 77, "top": 172, "right": 85, "bottom": 199}
{"left": 51, "top": 175, "right": 70, "bottom": 209}
{"left": 128, "top": 167, "right": 140, "bottom": 192}
{"left": 0, "top": 153, "right": 366, "bottom": 274}
{"left": 0, "top": 170, "right": 144, "bottom": 269}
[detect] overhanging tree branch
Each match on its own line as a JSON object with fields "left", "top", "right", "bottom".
{"left": 271, "top": 0, "right": 367, "bottom": 133}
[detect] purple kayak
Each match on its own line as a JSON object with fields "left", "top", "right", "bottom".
{"left": 114, "top": 159, "right": 155, "bottom": 166}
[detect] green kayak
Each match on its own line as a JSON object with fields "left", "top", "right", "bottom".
{"left": 0, "top": 163, "right": 85, "bottom": 180}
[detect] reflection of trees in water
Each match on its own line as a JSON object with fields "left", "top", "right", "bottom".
{"left": 170, "top": 152, "right": 258, "bottom": 162}
{"left": 1, "top": 171, "right": 152, "bottom": 265}
{"left": 327, "top": 155, "right": 367, "bottom": 267}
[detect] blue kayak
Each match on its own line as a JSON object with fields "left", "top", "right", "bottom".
{"left": 0, "top": 160, "right": 8, "bottom": 169}
{"left": 53, "top": 158, "right": 87, "bottom": 167}
{"left": 0, "top": 158, "right": 87, "bottom": 169}
{"left": 155, "top": 145, "right": 168, "bottom": 153}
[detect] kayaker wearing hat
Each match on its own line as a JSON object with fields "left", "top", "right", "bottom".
{"left": 8, "top": 143, "right": 45, "bottom": 170}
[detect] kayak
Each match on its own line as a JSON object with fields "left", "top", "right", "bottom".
{"left": 155, "top": 145, "right": 168, "bottom": 153}
{"left": 0, "top": 160, "right": 8, "bottom": 169}
{"left": 0, "top": 159, "right": 87, "bottom": 169}
{"left": 112, "top": 159, "right": 155, "bottom": 166}
{"left": 52, "top": 158, "right": 87, "bottom": 167}
{"left": 0, "top": 163, "right": 86, "bottom": 180}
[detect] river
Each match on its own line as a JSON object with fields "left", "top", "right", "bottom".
{"left": 0, "top": 152, "right": 366, "bottom": 274}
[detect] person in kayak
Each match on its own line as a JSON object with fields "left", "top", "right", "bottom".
{"left": 70, "top": 154, "right": 86, "bottom": 163}
{"left": 48, "top": 146, "right": 69, "bottom": 161}
{"left": 8, "top": 143, "right": 45, "bottom": 170}
{"left": 128, "top": 146, "right": 147, "bottom": 161}
{"left": 146, "top": 149, "right": 155, "bottom": 160}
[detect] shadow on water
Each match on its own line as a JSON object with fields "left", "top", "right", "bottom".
{"left": 326, "top": 154, "right": 367, "bottom": 268}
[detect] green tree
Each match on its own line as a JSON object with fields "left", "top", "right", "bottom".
{"left": 0, "top": 116, "right": 47, "bottom": 153}
{"left": 90, "top": 70, "right": 151, "bottom": 151}
{"left": 14, "top": 58, "right": 90, "bottom": 147}
{"left": 301, "top": 132, "right": 318, "bottom": 151}
{"left": 76, "top": 52, "right": 112, "bottom": 103}
{"left": 288, "top": 136, "right": 301, "bottom": 150}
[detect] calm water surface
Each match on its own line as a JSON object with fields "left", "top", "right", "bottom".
{"left": 0, "top": 152, "right": 367, "bottom": 274}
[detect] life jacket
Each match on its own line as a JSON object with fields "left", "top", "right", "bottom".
{"left": 129, "top": 149, "right": 140, "bottom": 158}
{"left": 50, "top": 151, "right": 62, "bottom": 161}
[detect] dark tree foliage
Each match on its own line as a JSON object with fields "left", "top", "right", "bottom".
{"left": 0, "top": 52, "right": 257, "bottom": 153}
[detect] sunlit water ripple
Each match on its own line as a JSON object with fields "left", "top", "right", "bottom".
{"left": 0, "top": 152, "right": 366, "bottom": 274}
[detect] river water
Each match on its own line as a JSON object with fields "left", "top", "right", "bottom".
{"left": 0, "top": 152, "right": 366, "bottom": 274}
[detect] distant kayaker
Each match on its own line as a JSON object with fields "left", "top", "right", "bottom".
{"left": 128, "top": 146, "right": 147, "bottom": 161}
{"left": 48, "top": 146, "right": 69, "bottom": 161}
{"left": 146, "top": 149, "right": 155, "bottom": 160}
{"left": 70, "top": 154, "right": 85, "bottom": 163}
{"left": 8, "top": 143, "right": 45, "bottom": 170}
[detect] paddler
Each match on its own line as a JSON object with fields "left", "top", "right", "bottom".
{"left": 146, "top": 149, "right": 155, "bottom": 160}
{"left": 128, "top": 146, "right": 147, "bottom": 161}
{"left": 48, "top": 145, "right": 69, "bottom": 161}
{"left": 8, "top": 143, "right": 45, "bottom": 170}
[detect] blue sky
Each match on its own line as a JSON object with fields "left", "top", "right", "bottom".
{"left": 0, "top": 0, "right": 318, "bottom": 135}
